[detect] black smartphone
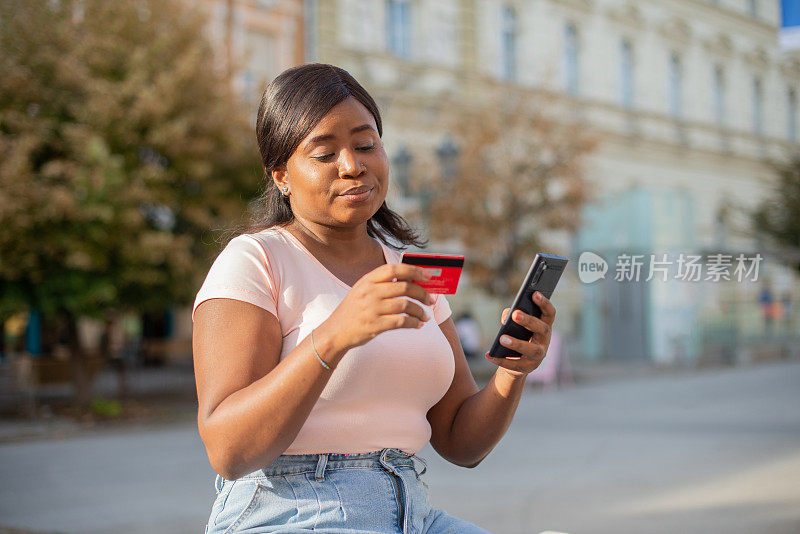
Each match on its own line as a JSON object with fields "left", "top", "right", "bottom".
{"left": 487, "top": 253, "right": 569, "bottom": 359}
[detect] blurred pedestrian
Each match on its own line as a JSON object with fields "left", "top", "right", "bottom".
{"left": 455, "top": 312, "right": 482, "bottom": 359}
{"left": 781, "top": 292, "right": 792, "bottom": 329}
{"left": 526, "top": 328, "right": 564, "bottom": 391}
{"left": 192, "top": 63, "right": 560, "bottom": 533}
{"left": 759, "top": 286, "right": 774, "bottom": 335}
{"left": 0, "top": 319, "right": 5, "bottom": 364}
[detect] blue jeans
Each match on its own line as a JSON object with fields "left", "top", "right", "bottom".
{"left": 205, "top": 447, "right": 492, "bottom": 533}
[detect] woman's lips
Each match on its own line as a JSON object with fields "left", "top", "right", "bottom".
{"left": 340, "top": 187, "right": 373, "bottom": 202}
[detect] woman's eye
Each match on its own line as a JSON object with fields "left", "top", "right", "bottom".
{"left": 312, "top": 145, "right": 373, "bottom": 161}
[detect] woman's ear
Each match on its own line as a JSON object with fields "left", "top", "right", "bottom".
{"left": 271, "top": 165, "right": 288, "bottom": 194}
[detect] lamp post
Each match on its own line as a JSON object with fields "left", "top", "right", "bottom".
{"left": 436, "top": 136, "right": 459, "bottom": 184}
{"left": 418, "top": 137, "right": 459, "bottom": 236}
{"left": 391, "top": 146, "right": 412, "bottom": 198}
{"left": 418, "top": 187, "right": 433, "bottom": 234}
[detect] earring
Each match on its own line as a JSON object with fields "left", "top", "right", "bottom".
{"left": 282, "top": 186, "right": 289, "bottom": 195}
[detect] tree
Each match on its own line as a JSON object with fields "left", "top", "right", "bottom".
{"left": 425, "top": 91, "right": 599, "bottom": 297}
{"left": 753, "top": 154, "right": 800, "bottom": 269}
{"left": 0, "top": 0, "right": 261, "bottom": 407}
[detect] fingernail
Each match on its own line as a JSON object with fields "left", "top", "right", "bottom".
{"left": 423, "top": 312, "right": 430, "bottom": 322}
{"left": 535, "top": 292, "right": 543, "bottom": 301}
{"left": 500, "top": 335, "right": 511, "bottom": 345}
{"left": 428, "top": 295, "right": 435, "bottom": 305}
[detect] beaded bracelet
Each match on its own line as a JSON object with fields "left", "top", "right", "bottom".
{"left": 310, "top": 328, "right": 333, "bottom": 371}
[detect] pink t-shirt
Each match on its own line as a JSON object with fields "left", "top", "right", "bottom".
{"left": 192, "top": 225, "right": 455, "bottom": 455}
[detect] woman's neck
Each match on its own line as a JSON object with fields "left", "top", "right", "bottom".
{"left": 286, "top": 218, "right": 378, "bottom": 262}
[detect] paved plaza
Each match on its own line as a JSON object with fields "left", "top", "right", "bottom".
{"left": 1, "top": 360, "right": 799, "bottom": 533}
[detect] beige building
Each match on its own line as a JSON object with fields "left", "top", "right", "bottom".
{"left": 165, "top": 0, "right": 799, "bottom": 366}
{"left": 169, "top": 0, "right": 307, "bottom": 358}
{"left": 301, "top": 0, "right": 800, "bottom": 364}
{"left": 201, "top": 0, "right": 306, "bottom": 103}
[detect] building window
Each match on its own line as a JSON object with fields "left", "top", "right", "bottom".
{"left": 748, "top": 0, "right": 758, "bottom": 18}
{"left": 429, "top": 3, "right": 457, "bottom": 65}
{"left": 620, "top": 39, "right": 634, "bottom": 109}
{"left": 304, "top": 0, "right": 317, "bottom": 62}
{"left": 241, "top": 71, "right": 256, "bottom": 104}
{"left": 668, "top": 52, "right": 682, "bottom": 119}
{"left": 391, "top": 147, "right": 413, "bottom": 197}
{"left": 564, "top": 23, "right": 579, "bottom": 96}
{"left": 501, "top": 5, "right": 517, "bottom": 81}
{"left": 753, "top": 76, "right": 763, "bottom": 136}
{"left": 713, "top": 65, "right": 725, "bottom": 127}
{"left": 386, "top": 0, "right": 411, "bottom": 59}
{"left": 789, "top": 87, "right": 798, "bottom": 143}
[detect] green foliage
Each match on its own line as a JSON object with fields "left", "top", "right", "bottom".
{"left": 90, "top": 396, "right": 124, "bottom": 418}
{"left": 0, "top": 0, "right": 261, "bottom": 322}
{"left": 753, "top": 154, "right": 800, "bottom": 252}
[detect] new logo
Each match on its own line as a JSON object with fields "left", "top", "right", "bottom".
{"left": 578, "top": 251, "right": 608, "bottom": 284}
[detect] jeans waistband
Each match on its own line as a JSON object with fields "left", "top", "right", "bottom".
{"left": 230, "top": 448, "right": 428, "bottom": 482}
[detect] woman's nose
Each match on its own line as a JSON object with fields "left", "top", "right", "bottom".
{"left": 338, "top": 149, "right": 365, "bottom": 178}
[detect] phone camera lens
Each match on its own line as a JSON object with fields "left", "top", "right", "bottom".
{"left": 531, "top": 266, "right": 544, "bottom": 286}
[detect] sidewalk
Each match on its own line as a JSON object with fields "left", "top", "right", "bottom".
{"left": 0, "top": 355, "right": 773, "bottom": 445}
{"left": 3, "top": 360, "right": 798, "bottom": 534}
{"left": 467, "top": 353, "right": 673, "bottom": 386}
{"left": 0, "top": 363, "right": 198, "bottom": 444}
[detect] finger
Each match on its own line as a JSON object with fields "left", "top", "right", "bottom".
{"left": 381, "top": 297, "right": 430, "bottom": 324}
{"left": 485, "top": 353, "right": 536, "bottom": 374}
{"left": 497, "top": 333, "right": 546, "bottom": 359}
{"left": 370, "top": 263, "right": 432, "bottom": 284}
{"left": 377, "top": 280, "right": 434, "bottom": 306}
{"left": 380, "top": 313, "right": 426, "bottom": 331}
{"left": 501, "top": 308, "right": 511, "bottom": 325}
{"left": 510, "top": 309, "right": 551, "bottom": 339}
{"left": 533, "top": 291, "right": 557, "bottom": 325}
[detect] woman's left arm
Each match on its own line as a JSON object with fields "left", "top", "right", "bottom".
{"left": 426, "top": 291, "right": 556, "bottom": 468}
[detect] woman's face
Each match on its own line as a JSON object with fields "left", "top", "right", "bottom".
{"left": 274, "top": 96, "right": 389, "bottom": 230}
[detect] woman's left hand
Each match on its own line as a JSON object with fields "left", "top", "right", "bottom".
{"left": 485, "top": 291, "right": 557, "bottom": 378}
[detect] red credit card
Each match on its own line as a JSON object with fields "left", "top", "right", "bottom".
{"left": 400, "top": 252, "right": 465, "bottom": 294}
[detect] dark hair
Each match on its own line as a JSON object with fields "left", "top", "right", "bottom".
{"left": 221, "top": 63, "right": 425, "bottom": 249}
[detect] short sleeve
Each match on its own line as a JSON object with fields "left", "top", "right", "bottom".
{"left": 192, "top": 235, "right": 278, "bottom": 322}
{"left": 432, "top": 293, "right": 453, "bottom": 324}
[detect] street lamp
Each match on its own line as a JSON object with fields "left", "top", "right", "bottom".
{"left": 415, "top": 137, "right": 460, "bottom": 235}
{"left": 391, "top": 146, "right": 412, "bottom": 198}
{"left": 436, "top": 136, "right": 459, "bottom": 183}
{"left": 418, "top": 186, "right": 433, "bottom": 232}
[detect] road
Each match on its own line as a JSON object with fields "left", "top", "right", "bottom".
{"left": 1, "top": 360, "right": 799, "bottom": 534}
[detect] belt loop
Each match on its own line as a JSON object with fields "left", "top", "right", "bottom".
{"left": 412, "top": 454, "right": 428, "bottom": 477}
{"left": 315, "top": 453, "right": 328, "bottom": 482}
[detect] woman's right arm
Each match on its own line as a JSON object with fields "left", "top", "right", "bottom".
{"left": 192, "top": 263, "right": 434, "bottom": 480}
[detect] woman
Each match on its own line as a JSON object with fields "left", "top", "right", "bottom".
{"left": 192, "top": 63, "right": 558, "bottom": 534}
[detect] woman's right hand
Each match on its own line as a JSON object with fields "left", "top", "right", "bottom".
{"left": 323, "top": 263, "right": 435, "bottom": 352}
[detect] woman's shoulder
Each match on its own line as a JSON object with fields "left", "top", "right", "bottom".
{"left": 226, "top": 226, "right": 292, "bottom": 255}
